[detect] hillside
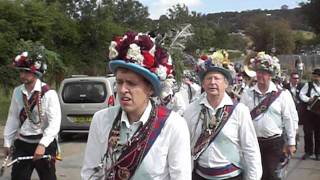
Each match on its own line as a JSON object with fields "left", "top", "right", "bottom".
{"left": 203, "top": 8, "right": 311, "bottom": 32}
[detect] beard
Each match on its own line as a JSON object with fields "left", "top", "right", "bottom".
{"left": 21, "top": 78, "right": 33, "bottom": 84}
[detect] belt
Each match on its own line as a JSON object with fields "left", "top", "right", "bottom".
{"left": 195, "top": 163, "right": 240, "bottom": 176}
{"left": 19, "top": 134, "right": 43, "bottom": 140}
{"left": 18, "top": 134, "right": 43, "bottom": 143}
{"left": 258, "top": 134, "right": 281, "bottom": 141}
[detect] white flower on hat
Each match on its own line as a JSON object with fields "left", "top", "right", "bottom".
{"left": 109, "top": 41, "right": 118, "bottom": 59}
{"left": 160, "top": 79, "right": 174, "bottom": 98}
{"left": 155, "top": 65, "right": 167, "bottom": 81}
{"left": 34, "top": 61, "right": 41, "bottom": 69}
{"left": 37, "top": 54, "right": 43, "bottom": 60}
{"left": 21, "top": 52, "right": 28, "bottom": 57}
{"left": 43, "top": 63, "right": 47, "bottom": 71}
{"left": 168, "top": 55, "right": 172, "bottom": 65}
{"left": 149, "top": 45, "right": 156, "bottom": 56}
{"left": 127, "top": 43, "right": 144, "bottom": 64}
{"left": 15, "top": 55, "right": 21, "bottom": 62}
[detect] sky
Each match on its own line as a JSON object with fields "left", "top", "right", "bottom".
{"left": 139, "top": 0, "right": 307, "bottom": 19}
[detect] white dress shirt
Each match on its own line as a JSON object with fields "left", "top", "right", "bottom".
{"left": 81, "top": 101, "right": 192, "bottom": 180}
{"left": 299, "top": 82, "right": 320, "bottom": 102}
{"left": 165, "top": 91, "right": 187, "bottom": 116}
{"left": 290, "top": 84, "right": 297, "bottom": 98}
{"left": 180, "top": 83, "right": 202, "bottom": 104}
{"left": 184, "top": 93, "right": 262, "bottom": 180}
{"left": 4, "top": 79, "right": 61, "bottom": 147}
{"left": 240, "top": 81, "right": 297, "bottom": 145}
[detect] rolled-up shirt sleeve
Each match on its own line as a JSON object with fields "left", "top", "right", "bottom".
{"left": 299, "top": 83, "right": 311, "bottom": 103}
{"left": 39, "top": 90, "right": 61, "bottom": 147}
{"left": 281, "top": 90, "right": 297, "bottom": 146}
{"left": 167, "top": 113, "right": 192, "bottom": 180}
{"left": 238, "top": 104, "right": 262, "bottom": 180}
{"left": 4, "top": 88, "right": 21, "bottom": 147}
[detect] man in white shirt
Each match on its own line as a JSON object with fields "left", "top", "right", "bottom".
{"left": 3, "top": 45, "right": 61, "bottom": 180}
{"left": 283, "top": 72, "right": 304, "bottom": 148}
{"left": 240, "top": 52, "right": 296, "bottom": 180}
{"left": 81, "top": 32, "right": 191, "bottom": 180}
{"left": 160, "top": 77, "right": 187, "bottom": 116}
{"left": 182, "top": 75, "right": 202, "bottom": 103}
{"left": 184, "top": 53, "right": 262, "bottom": 180}
{"left": 299, "top": 67, "right": 320, "bottom": 160}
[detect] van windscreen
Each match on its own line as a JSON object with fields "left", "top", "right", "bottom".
{"left": 62, "top": 82, "right": 107, "bottom": 103}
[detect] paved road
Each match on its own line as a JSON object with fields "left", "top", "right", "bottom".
{"left": 0, "top": 134, "right": 87, "bottom": 180}
{"left": 1, "top": 126, "right": 320, "bottom": 180}
{"left": 285, "top": 126, "right": 320, "bottom": 180}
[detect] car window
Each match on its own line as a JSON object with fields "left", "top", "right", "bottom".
{"left": 62, "top": 81, "right": 107, "bottom": 103}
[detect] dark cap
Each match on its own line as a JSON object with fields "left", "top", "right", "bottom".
{"left": 312, "top": 68, "right": 320, "bottom": 76}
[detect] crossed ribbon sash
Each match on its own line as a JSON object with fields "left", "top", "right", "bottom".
{"left": 104, "top": 106, "right": 171, "bottom": 180}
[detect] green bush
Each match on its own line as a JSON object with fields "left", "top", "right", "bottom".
{"left": 0, "top": 87, "right": 12, "bottom": 125}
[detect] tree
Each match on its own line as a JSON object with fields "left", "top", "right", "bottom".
{"left": 111, "top": 0, "right": 149, "bottom": 30}
{"left": 167, "top": 4, "right": 191, "bottom": 23}
{"left": 300, "top": 0, "right": 320, "bottom": 34}
{"left": 227, "top": 33, "right": 250, "bottom": 52}
{"left": 14, "top": 40, "right": 66, "bottom": 88}
{"left": 245, "top": 15, "right": 295, "bottom": 54}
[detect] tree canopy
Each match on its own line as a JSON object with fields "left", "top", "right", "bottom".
{"left": 0, "top": 0, "right": 315, "bottom": 91}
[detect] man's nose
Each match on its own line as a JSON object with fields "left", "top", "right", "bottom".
{"left": 118, "top": 83, "right": 129, "bottom": 93}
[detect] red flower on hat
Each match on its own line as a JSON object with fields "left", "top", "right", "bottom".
{"left": 30, "top": 65, "right": 37, "bottom": 73}
{"left": 136, "top": 34, "right": 154, "bottom": 51}
{"left": 155, "top": 47, "right": 169, "bottom": 65}
{"left": 166, "top": 64, "right": 172, "bottom": 76}
{"left": 142, "top": 51, "right": 154, "bottom": 68}
{"left": 200, "top": 55, "right": 208, "bottom": 61}
{"left": 109, "top": 31, "right": 174, "bottom": 81}
{"left": 113, "top": 36, "right": 123, "bottom": 44}
{"left": 116, "top": 32, "right": 138, "bottom": 60}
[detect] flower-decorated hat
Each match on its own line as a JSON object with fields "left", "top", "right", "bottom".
{"left": 196, "top": 50, "right": 234, "bottom": 84}
{"left": 250, "top": 52, "right": 281, "bottom": 76}
{"left": 108, "top": 31, "right": 173, "bottom": 96}
{"left": 312, "top": 68, "right": 320, "bottom": 76}
{"left": 12, "top": 45, "right": 48, "bottom": 77}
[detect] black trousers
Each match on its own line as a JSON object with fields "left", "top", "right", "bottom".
{"left": 258, "top": 136, "right": 284, "bottom": 180}
{"left": 303, "top": 111, "right": 320, "bottom": 156}
{"left": 11, "top": 139, "right": 57, "bottom": 180}
{"left": 192, "top": 171, "right": 242, "bottom": 180}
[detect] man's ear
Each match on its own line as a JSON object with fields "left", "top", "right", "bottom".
{"left": 149, "top": 88, "right": 154, "bottom": 97}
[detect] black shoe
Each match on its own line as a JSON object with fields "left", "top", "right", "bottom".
{"left": 302, "top": 154, "right": 310, "bottom": 160}
{"left": 316, "top": 155, "right": 320, "bottom": 161}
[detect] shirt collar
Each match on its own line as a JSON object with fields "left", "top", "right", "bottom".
{"left": 253, "top": 81, "right": 278, "bottom": 95}
{"left": 290, "top": 83, "right": 298, "bottom": 88}
{"left": 313, "top": 82, "right": 320, "bottom": 88}
{"left": 121, "top": 101, "right": 152, "bottom": 128}
{"left": 199, "top": 92, "right": 233, "bottom": 111}
{"left": 21, "top": 79, "right": 42, "bottom": 95}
